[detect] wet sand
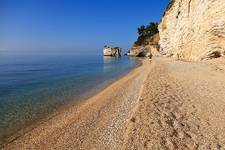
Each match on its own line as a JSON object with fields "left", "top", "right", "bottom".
{"left": 3, "top": 58, "right": 225, "bottom": 149}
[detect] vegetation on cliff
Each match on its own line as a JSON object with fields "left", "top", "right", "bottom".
{"left": 135, "top": 22, "right": 159, "bottom": 46}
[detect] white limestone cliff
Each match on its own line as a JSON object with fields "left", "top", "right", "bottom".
{"left": 158, "top": 0, "right": 225, "bottom": 61}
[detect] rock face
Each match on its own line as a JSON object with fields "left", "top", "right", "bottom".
{"left": 128, "top": 33, "right": 160, "bottom": 57}
{"left": 103, "top": 46, "right": 121, "bottom": 56}
{"left": 159, "top": 0, "right": 225, "bottom": 61}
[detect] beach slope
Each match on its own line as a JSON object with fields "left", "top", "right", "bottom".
{"left": 4, "top": 60, "right": 151, "bottom": 150}
{"left": 125, "top": 58, "right": 225, "bottom": 149}
{"left": 4, "top": 58, "right": 225, "bottom": 149}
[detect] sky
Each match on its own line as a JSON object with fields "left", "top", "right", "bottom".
{"left": 0, "top": 0, "right": 169, "bottom": 54}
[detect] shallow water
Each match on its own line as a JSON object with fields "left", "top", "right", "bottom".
{"left": 0, "top": 52, "right": 140, "bottom": 145}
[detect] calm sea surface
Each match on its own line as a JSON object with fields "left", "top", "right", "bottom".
{"left": 0, "top": 52, "right": 140, "bottom": 145}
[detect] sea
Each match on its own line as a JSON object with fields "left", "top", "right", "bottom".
{"left": 0, "top": 52, "right": 140, "bottom": 146}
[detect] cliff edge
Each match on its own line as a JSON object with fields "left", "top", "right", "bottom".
{"left": 128, "top": 33, "right": 160, "bottom": 57}
{"left": 128, "top": 22, "right": 160, "bottom": 57}
{"left": 159, "top": 0, "right": 225, "bottom": 61}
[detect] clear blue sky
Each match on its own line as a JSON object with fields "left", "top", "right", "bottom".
{"left": 0, "top": 0, "right": 169, "bottom": 54}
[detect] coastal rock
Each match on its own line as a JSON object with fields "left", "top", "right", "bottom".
{"left": 128, "top": 33, "right": 160, "bottom": 57}
{"left": 103, "top": 46, "right": 121, "bottom": 56}
{"left": 159, "top": 0, "right": 225, "bottom": 61}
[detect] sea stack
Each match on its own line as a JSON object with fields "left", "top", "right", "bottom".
{"left": 103, "top": 45, "right": 121, "bottom": 56}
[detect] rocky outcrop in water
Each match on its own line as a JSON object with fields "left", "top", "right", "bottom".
{"left": 103, "top": 46, "right": 121, "bottom": 56}
{"left": 159, "top": 0, "right": 225, "bottom": 61}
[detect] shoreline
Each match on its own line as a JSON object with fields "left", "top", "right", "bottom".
{"left": 0, "top": 55, "right": 141, "bottom": 147}
{"left": 2, "top": 58, "right": 148, "bottom": 149}
{"left": 0, "top": 58, "right": 142, "bottom": 148}
{"left": 3, "top": 57, "right": 225, "bottom": 149}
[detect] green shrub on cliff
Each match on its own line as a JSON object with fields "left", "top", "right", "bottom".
{"left": 135, "top": 22, "right": 159, "bottom": 46}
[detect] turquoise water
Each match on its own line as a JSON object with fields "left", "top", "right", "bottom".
{"left": 0, "top": 53, "right": 140, "bottom": 145}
